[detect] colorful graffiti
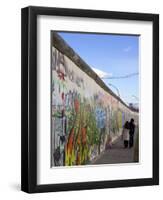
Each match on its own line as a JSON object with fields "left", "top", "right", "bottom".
{"left": 51, "top": 46, "right": 138, "bottom": 167}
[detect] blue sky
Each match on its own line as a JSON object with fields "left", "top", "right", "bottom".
{"left": 58, "top": 32, "right": 139, "bottom": 105}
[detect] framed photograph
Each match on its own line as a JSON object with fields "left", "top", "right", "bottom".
{"left": 21, "top": 6, "right": 159, "bottom": 193}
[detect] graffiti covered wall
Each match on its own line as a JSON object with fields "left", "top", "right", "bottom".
{"left": 51, "top": 32, "right": 138, "bottom": 167}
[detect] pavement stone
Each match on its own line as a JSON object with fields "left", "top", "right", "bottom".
{"left": 92, "top": 136, "right": 136, "bottom": 165}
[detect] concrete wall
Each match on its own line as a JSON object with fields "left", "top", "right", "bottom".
{"left": 51, "top": 32, "right": 138, "bottom": 167}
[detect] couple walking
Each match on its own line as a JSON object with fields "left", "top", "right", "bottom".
{"left": 122, "top": 118, "right": 135, "bottom": 148}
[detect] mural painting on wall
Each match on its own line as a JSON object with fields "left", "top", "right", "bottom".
{"left": 51, "top": 34, "right": 139, "bottom": 167}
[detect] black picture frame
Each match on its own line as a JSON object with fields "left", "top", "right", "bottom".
{"left": 21, "top": 6, "right": 159, "bottom": 193}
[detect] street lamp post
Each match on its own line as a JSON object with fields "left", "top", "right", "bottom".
{"left": 108, "top": 83, "right": 120, "bottom": 98}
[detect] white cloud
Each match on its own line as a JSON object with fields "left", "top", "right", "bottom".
{"left": 92, "top": 67, "right": 112, "bottom": 79}
{"left": 123, "top": 46, "right": 132, "bottom": 52}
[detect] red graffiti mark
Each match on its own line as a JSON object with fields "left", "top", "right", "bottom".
{"left": 61, "top": 92, "right": 64, "bottom": 100}
{"left": 67, "top": 128, "right": 74, "bottom": 154}
{"left": 57, "top": 69, "right": 65, "bottom": 80}
{"left": 74, "top": 98, "right": 79, "bottom": 113}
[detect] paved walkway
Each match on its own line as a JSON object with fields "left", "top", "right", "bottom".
{"left": 92, "top": 136, "right": 135, "bottom": 165}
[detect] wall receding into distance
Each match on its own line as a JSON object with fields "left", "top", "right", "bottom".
{"left": 51, "top": 32, "right": 139, "bottom": 167}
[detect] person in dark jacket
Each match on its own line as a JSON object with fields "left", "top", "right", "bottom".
{"left": 122, "top": 121, "right": 130, "bottom": 148}
{"left": 129, "top": 118, "right": 135, "bottom": 148}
